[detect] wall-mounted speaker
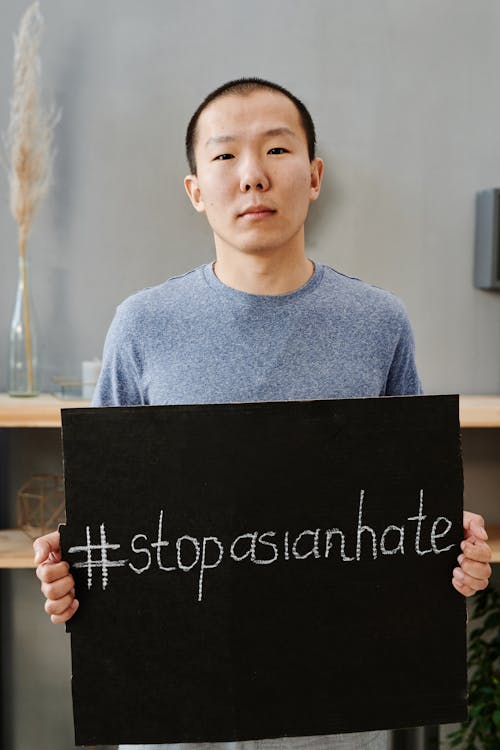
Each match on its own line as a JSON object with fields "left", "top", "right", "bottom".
{"left": 474, "top": 188, "right": 500, "bottom": 290}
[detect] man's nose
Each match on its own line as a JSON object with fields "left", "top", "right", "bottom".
{"left": 239, "top": 159, "right": 270, "bottom": 192}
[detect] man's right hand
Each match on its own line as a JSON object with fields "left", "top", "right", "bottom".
{"left": 34, "top": 530, "right": 79, "bottom": 624}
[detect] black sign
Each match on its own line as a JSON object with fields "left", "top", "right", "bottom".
{"left": 60, "top": 395, "right": 467, "bottom": 746}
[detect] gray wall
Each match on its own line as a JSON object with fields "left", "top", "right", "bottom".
{"left": 1, "top": 0, "right": 500, "bottom": 394}
{"left": 1, "top": 2, "right": 500, "bottom": 749}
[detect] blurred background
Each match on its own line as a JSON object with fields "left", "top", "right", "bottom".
{"left": 1, "top": 1, "right": 499, "bottom": 748}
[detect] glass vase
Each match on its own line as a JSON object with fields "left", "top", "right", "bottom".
{"left": 9, "top": 256, "right": 40, "bottom": 397}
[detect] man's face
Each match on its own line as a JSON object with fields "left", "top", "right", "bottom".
{"left": 184, "top": 89, "right": 323, "bottom": 258}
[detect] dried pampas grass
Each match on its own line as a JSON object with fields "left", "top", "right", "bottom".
{"left": 5, "top": 0, "right": 60, "bottom": 257}
{"left": 3, "top": 1, "right": 60, "bottom": 395}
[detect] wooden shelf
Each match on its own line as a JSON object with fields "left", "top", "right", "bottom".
{"left": 0, "top": 393, "right": 499, "bottom": 569}
{"left": 489, "top": 525, "right": 500, "bottom": 563}
{"left": 459, "top": 395, "right": 500, "bottom": 428}
{"left": 0, "top": 393, "right": 90, "bottom": 428}
{"left": 0, "top": 529, "right": 36, "bottom": 568}
{"left": 2, "top": 524, "right": 498, "bottom": 570}
{"left": 0, "top": 393, "right": 499, "bottom": 428}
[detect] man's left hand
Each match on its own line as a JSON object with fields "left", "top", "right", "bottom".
{"left": 452, "top": 511, "right": 492, "bottom": 596}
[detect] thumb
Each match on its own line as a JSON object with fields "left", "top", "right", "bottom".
{"left": 33, "top": 530, "right": 61, "bottom": 565}
{"left": 470, "top": 521, "right": 488, "bottom": 541}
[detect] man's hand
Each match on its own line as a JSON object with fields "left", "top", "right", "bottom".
{"left": 452, "top": 511, "right": 492, "bottom": 597}
{"left": 33, "top": 530, "right": 79, "bottom": 624}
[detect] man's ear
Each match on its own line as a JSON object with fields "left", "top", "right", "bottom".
{"left": 309, "top": 158, "right": 324, "bottom": 202}
{"left": 184, "top": 175, "right": 205, "bottom": 213}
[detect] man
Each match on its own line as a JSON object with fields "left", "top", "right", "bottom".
{"left": 34, "top": 78, "right": 492, "bottom": 750}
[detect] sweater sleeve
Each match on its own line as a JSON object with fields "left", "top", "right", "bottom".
{"left": 384, "top": 306, "right": 423, "bottom": 396}
{"left": 92, "top": 301, "right": 145, "bottom": 407}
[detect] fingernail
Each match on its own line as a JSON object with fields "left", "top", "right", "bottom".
{"left": 454, "top": 568, "right": 465, "bottom": 581}
{"left": 457, "top": 554, "right": 464, "bottom": 564}
{"left": 460, "top": 540, "right": 466, "bottom": 551}
{"left": 71, "top": 599, "right": 79, "bottom": 611}
{"left": 33, "top": 546, "right": 42, "bottom": 564}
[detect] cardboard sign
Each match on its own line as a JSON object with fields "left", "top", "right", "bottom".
{"left": 60, "top": 395, "right": 467, "bottom": 746}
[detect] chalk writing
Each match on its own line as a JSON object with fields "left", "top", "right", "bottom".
{"left": 68, "top": 523, "right": 128, "bottom": 590}
{"left": 66, "top": 489, "right": 455, "bottom": 601}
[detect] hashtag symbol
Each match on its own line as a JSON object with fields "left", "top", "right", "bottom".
{"left": 68, "top": 523, "right": 128, "bottom": 590}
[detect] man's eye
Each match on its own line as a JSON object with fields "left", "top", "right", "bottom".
{"left": 268, "top": 147, "right": 288, "bottom": 155}
{"left": 214, "top": 153, "right": 234, "bottom": 161}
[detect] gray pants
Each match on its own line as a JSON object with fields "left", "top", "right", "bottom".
{"left": 120, "top": 731, "right": 390, "bottom": 750}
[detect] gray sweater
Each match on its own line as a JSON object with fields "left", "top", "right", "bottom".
{"left": 94, "top": 261, "right": 421, "bottom": 408}
{"left": 93, "top": 261, "right": 422, "bottom": 750}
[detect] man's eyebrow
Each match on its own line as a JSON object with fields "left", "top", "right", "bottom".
{"left": 205, "top": 127, "right": 297, "bottom": 147}
{"left": 264, "top": 127, "right": 297, "bottom": 139}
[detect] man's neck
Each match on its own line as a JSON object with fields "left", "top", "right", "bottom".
{"left": 213, "top": 247, "right": 314, "bottom": 296}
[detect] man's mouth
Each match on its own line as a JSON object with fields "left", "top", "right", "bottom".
{"left": 238, "top": 206, "right": 277, "bottom": 219}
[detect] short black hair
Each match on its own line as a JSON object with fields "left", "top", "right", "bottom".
{"left": 185, "top": 77, "right": 316, "bottom": 175}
